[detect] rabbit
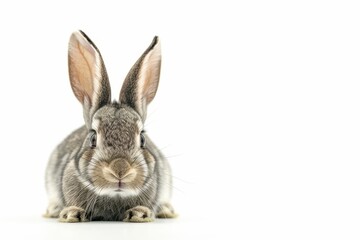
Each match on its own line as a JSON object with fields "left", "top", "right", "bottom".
{"left": 44, "top": 30, "right": 176, "bottom": 222}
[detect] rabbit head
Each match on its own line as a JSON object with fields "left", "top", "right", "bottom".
{"left": 68, "top": 31, "right": 161, "bottom": 197}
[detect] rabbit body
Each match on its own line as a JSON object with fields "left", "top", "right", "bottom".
{"left": 44, "top": 31, "right": 175, "bottom": 222}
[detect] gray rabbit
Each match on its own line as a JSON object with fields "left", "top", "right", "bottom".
{"left": 44, "top": 31, "right": 176, "bottom": 222}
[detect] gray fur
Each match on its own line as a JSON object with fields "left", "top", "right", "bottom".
{"left": 44, "top": 31, "right": 175, "bottom": 222}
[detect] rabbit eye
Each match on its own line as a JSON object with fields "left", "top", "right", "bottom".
{"left": 140, "top": 131, "right": 146, "bottom": 148}
{"left": 89, "top": 130, "right": 97, "bottom": 149}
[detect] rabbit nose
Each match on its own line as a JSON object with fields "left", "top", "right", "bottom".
{"left": 104, "top": 159, "right": 137, "bottom": 184}
{"left": 109, "top": 158, "right": 131, "bottom": 176}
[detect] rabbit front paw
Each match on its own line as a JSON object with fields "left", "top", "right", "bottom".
{"left": 156, "top": 203, "right": 177, "bottom": 218}
{"left": 59, "top": 206, "right": 88, "bottom": 223}
{"left": 43, "top": 202, "right": 62, "bottom": 218}
{"left": 123, "top": 206, "right": 154, "bottom": 222}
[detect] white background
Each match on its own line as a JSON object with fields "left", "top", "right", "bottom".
{"left": 0, "top": 0, "right": 359, "bottom": 239}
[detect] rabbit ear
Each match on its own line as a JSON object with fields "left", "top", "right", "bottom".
{"left": 119, "top": 36, "right": 161, "bottom": 120}
{"left": 68, "top": 30, "right": 111, "bottom": 128}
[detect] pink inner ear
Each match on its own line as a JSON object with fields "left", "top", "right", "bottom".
{"left": 143, "top": 70, "right": 158, "bottom": 104}
{"left": 140, "top": 52, "right": 161, "bottom": 105}
{"left": 68, "top": 33, "right": 97, "bottom": 105}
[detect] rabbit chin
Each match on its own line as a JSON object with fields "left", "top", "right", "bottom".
{"left": 93, "top": 187, "right": 141, "bottom": 198}
{"left": 77, "top": 175, "right": 142, "bottom": 198}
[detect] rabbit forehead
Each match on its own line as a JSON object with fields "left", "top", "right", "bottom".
{"left": 93, "top": 105, "right": 143, "bottom": 130}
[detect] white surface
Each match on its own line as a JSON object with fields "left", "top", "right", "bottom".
{"left": 0, "top": 0, "right": 360, "bottom": 239}
{"left": 2, "top": 217, "right": 207, "bottom": 240}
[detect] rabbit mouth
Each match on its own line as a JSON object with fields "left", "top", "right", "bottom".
{"left": 113, "top": 181, "right": 127, "bottom": 192}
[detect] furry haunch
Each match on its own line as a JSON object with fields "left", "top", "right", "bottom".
{"left": 44, "top": 31, "right": 176, "bottom": 222}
